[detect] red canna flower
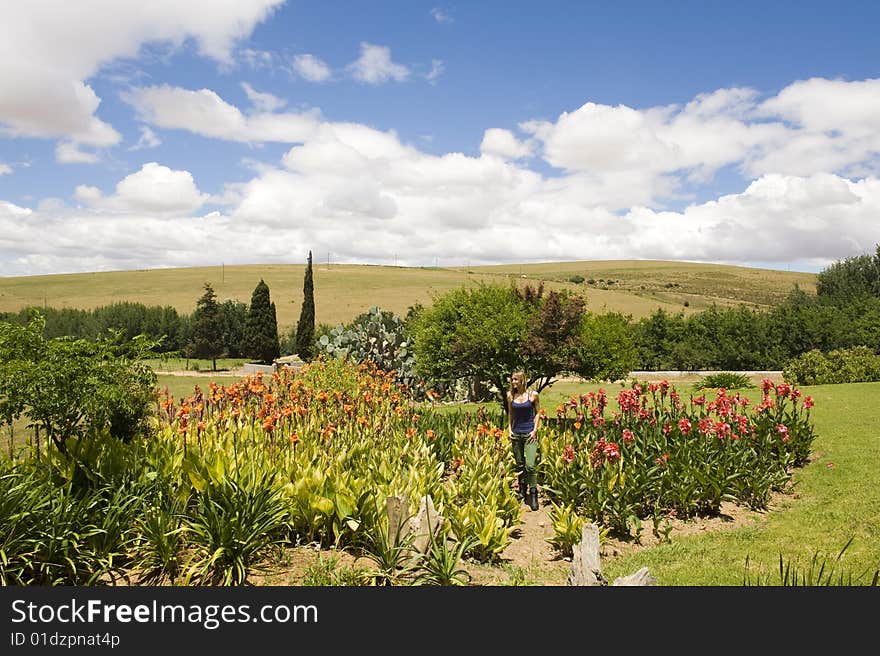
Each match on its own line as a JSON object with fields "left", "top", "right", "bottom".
{"left": 563, "top": 444, "right": 575, "bottom": 463}
{"left": 776, "top": 424, "right": 789, "bottom": 442}
{"left": 678, "top": 418, "right": 692, "bottom": 434}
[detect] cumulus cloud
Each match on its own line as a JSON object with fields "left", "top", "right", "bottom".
{"left": 74, "top": 162, "right": 208, "bottom": 215}
{"left": 5, "top": 165, "right": 877, "bottom": 277}
{"left": 0, "top": 0, "right": 283, "bottom": 151}
{"left": 291, "top": 54, "right": 332, "bottom": 82}
{"left": 480, "top": 128, "right": 533, "bottom": 160}
{"left": 241, "top": 82, "right": 286, "bottom": 113}
{"left": 747, "top": 77, "right": 880, "bottom": 178}
{"left": 122, "top": 85, "right": 321, "bottom": 143}
{"left": 348, "top": 43, "right": 409, "bottom": 84}
{"left": 56, "top": 142, "right": 100, "bottom": 164}
{"left": 4, "top": 76, "right": 880, "bottom": 276}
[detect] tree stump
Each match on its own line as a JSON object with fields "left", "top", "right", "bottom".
{"left": 567, "top": 523, "right": 655, "bottom": 586}
{"left": 409, "top": 494, "right": 445, "bottom": 553}
{"left": 568, "top": 523, "right": 608, "bottom": 586}
{"left": 385, "top": 494, "right": 446, "bottom": 554}
{"left": 386, "top": 495, "right": 410, "bottom": 547}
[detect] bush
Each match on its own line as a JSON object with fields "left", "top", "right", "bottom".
{"left": 694, "top": 372, "right": 755, "bottom": 391}
{"left": 568, "top": 275, "right": 585, "bottom": 284}
{"left": 783, "top": 346, "right": 880, "bottom": 385}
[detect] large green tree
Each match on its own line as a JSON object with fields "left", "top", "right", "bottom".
{"left": 0, "top": 312, "right": 158, "bottom": 455}
{"left": 295, "top": 250, "right": 316, "bottom": 361}
{"left": 244, "top": 279, "right": 280, "bottom": 364}
{"left": 409, "top": 281, "right": 637, "bottom": 407}
{"left": 219, "top": 299, "right": 248, "bottom": 358}
{"left": 188, "top": 283, "right": 225, "bottom": 370}
{"left": 816, "top": 243, "right": 880, "bottom": 302}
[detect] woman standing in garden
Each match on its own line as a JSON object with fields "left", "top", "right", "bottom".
{"left": 507, "top": 370, "right": 541, "bottom": 511}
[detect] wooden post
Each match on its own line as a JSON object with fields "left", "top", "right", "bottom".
{"left": 386, "top": 495, "right": 409, "bottom": 547}
{"left": 409, "top": 495, "right": 444, "bottom": 553}
{"left": 568, "top": 522, "right": 656, "bottom": 586}
{"left": 568, "top": 523, "right": 608, "bottom": 586}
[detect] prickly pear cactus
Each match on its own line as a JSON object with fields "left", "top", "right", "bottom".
{"left": 317, "top": 306, "right": 423, "bottom": 393}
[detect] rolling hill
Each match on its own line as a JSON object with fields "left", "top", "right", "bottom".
{"left": 0, "top": 260, "right": 817, "bottom": 332}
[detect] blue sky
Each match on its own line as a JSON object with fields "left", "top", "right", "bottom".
{"left": 2, "top": 0, "right": 879, "bottom": 276}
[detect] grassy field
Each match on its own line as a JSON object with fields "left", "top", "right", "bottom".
{"left": 0, "top": 260, "right": 816, "bottom": 332}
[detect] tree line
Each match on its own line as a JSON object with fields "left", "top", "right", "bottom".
{"left": 2, "top": 245, "right": 878, "bottom": 379}
{"left": 0, "top": 251, "right": 318, "bottom": 370}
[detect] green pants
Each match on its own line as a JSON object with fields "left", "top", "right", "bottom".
{"left": 510, "top": 432, "right": 538, "bottom": 490}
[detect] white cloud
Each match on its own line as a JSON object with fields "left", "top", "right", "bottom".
{"left": 430, "top": 8, "right": 453, "bottom": 24}
{"left": 0, "top": 0, "right": 283, "bottom": 149}
{"left": 75, "top": 162, "right": 208, "bottom": 215}
{"left": 129, "top": 126, "right": 161, "bottom": 151}
{"left": 239, "top": 48, "right": 275, "bottom": 70}
{"left": 241, "top": 82, "right": 286, "bottom": 113}
{"left": 426, "top": 59, "right": 445, "bottom": 84}
{"left": 291, "top": 54, "right": 332, "bottom": 82}
{"left": 348, "top": 43, "right": 409, "bottom": 84}
{"left": 4, "top": 76, "right": 880, "bottom": 276}
{"left": 0, "top": 163, "right": 11, "bottom": 175}
{"left": 480, "top": 128, "right": 533, "bottom": 160}
{"left": 746, "top": 77, "right": 880, "bottom": 178}
{"left": 6, "top": 166, "right": 876, "bottom": 277}
{"left": 122, "top": 85, "right": 321, "bottom": 143}
{"left": 56, "top": 142, "right": 100, "bottom": 164}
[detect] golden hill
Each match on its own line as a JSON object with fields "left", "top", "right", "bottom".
{"left": 0, "top": 260, "right": 816, "bottom": 333}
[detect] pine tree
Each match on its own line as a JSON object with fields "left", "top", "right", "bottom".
{"left": 295, "top": 250, "right": 316, "bottom": 361}
{"left": 189, "top": 282, "right": 225, "bottom": 371}
{"left": 244, "top": 279, "right": 280, "bottom": 364}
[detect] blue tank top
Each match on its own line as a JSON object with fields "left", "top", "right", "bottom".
{"left": 511, "top": 394, "right": 535, "bottom": 433}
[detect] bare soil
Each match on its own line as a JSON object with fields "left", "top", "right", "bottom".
{"left": 249, "top": 487, "right": 788, "bottom": 587}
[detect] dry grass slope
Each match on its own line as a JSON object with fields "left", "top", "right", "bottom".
{"left": 0, "top": 260, "right": 816, "bottom": 332}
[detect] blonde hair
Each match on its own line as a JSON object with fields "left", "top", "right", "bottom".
{"left": 510, "top": 370, "right": 527, "bottom": 392}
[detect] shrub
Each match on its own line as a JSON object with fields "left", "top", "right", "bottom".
{"left": 783, "top": 346, "right": 880, "bottom": 385}
{"left": 568, "top": 275, "right": 585, "bottom": 284}
{"left": 694, "top": 372, "right": 755, "bottom": 390}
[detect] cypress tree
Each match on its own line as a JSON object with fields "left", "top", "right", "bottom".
{"left": 189, "top": 283, "right": 225, "bottom": 371}
{"left": 244, "top": 279, "right": 280, "bottom": 364}
{"left": 295, "top": 251, "right": 316, "bottom": 361}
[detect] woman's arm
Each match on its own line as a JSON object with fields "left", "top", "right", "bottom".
{"left": 506, "top": 390, "right": 513, "bottom": 435}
